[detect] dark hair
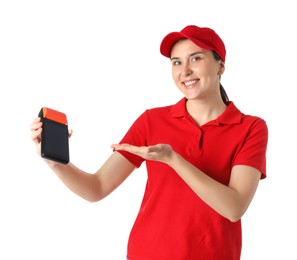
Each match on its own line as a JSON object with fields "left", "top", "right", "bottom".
{"left": 211, "top": 51, "right": 229, "bottom": 104}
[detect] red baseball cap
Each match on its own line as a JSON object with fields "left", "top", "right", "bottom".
{"left": 160, "top": 25, "right": 226, "bottom": 62}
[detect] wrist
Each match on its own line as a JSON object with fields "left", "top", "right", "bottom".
{"left": 45, "top": 158, "right": 67, "bottom": 170}
{"left": 166, "top": 150, "right": 178, "bottom": 167}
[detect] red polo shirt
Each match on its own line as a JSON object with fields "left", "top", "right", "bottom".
{"left": 117, "top": 98, "right": 268, "bottom": 260}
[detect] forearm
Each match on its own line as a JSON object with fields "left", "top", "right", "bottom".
{"left": 47, "top": 161, "right": 102, "bottom": 202}
{"left": 167, "top": 153, "right": 245, "bottom": 222}
{"left": 45, "top": 152, "right": 135, "bottom": 203}
{"left": 111, "top": 143, "right": 260, "bottom": 221}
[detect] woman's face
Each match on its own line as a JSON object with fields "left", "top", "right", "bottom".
{"left": 170, "top": 39, "right": 224, "bottom": 102}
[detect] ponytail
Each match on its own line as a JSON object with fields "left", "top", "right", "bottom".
{"left": 212, "top": 51, "right": 229, "bottom": 105}
{"left": 220, "top": 83, "right": 229, "bottom": 105}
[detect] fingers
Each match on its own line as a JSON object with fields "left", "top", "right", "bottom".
{"left": 111, "top": 144, "right": 153, "bottom": 159}
{"left": 111, "top": 143, "right": 172, "bottom": 163}
{"left": 111, "top": 143, "right": 125, "bottom": 150}
{"left": 68, "top": 128, "right": 73, "bottom": 138}
{"left": 31, "top": 127, "right": 42, "bottom": 143}
{"left": 30, "top": 117, "right": 42, "bottom": 143}
{"left": 30, "top": 117, "right": 73, "bottom": 142}
{"left": 111, "top": 143, "right": 138, "bottom": 152}
{"left": 30, "top": 118, "right": 41, "bottom": 130}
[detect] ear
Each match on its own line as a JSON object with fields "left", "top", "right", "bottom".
{"left": 218, "top": 61, "right": 225, "bottom": 76}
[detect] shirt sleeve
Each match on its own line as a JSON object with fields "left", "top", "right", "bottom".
{"left": 232, "top": 117, "right": 268, "bottom": 179}
{"left": 114, "top": 110, "right": 149, "bottom": 168}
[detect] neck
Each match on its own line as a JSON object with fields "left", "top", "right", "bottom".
{"left": 186, "top": 98, "right": 227, "bottom": 126}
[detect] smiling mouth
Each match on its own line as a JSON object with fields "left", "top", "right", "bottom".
{"left": 183, "top": 79, "right": 199, "bottom": 88}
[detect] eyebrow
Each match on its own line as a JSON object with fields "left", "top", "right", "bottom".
{"left": 170, "top": 51, "right": 204, "bottom": 61}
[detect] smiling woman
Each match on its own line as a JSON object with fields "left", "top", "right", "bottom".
{"left": 30, "top": 25, "right": 268, "bottom": 260}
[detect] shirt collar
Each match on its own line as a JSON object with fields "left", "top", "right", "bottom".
{"left": 169, "top": 97, "right": 242, "bottom": 125}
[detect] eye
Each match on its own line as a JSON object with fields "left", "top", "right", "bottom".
{"left": 191, "top": 56, "right": 202, "bottom": 62}
{"left": 171, "top": 60, "right": 181, "bottom": 66}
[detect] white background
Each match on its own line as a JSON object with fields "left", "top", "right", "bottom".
{"left": 0, "top": 0, "right": 296, "bottom": 259}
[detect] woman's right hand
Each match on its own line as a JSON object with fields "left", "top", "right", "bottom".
{"left": 30, "top": 117, "right": 43, "bottom": 156}
{"left": 30, "top": 117, "right": 58, "bottom": 167}
{"left": 29, "top": 117, "right": 73, "bottom": 158}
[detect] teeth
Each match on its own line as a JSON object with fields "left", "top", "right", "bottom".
{"left": 184, "top": 80, "right": 197, "bottom": 86}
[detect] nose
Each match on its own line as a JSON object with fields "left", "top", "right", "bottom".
{"left": 181, "top": 61, "right": 192, "bottom": 76}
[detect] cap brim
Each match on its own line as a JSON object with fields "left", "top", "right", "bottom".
{"left": 160, "top": 32, "right": 212, "bottom": 58}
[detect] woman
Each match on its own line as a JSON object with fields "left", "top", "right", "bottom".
{"left": 30, "top": 25, "right": 268, "bottom": 260}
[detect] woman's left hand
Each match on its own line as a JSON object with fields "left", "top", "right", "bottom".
{"left": 111, "top": 143, "right": 174, "bottom": 164}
